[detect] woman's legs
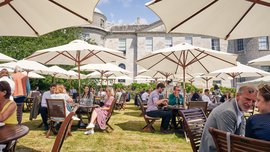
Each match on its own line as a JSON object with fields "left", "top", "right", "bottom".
{"left": 90, "top": 110, "right": 98, "bottom": 124}
{"left": 85, "top": 110, "right": 97, "bottom": 134}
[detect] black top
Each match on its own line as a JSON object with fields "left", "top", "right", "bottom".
{"left": 245, "top": 113, "right": 270, "bottom": 141}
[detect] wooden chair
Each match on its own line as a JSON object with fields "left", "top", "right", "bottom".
{"left": 179, "top": 108, "right": 207, "bottom": 152}
{"left": 115, "top": 93, "right": 126, "bottom": 110}
{"left": 23, "top": 97, "right": 34, "bottom": 111}
{"left": 137, "top": 94, "right": 160, "bottom": 132}
{"left": 46, "top": 99, "right": 66, "bottom": 138}
{"left": 51, "top": 112, "right": 75, "bottom": 152}
{"left": 104, "top": 98, "right": 117, "bottom": 132}
{"left": 209, "top": 127, "right": 270, "bottom": 152}
{"left": 188, "top": 101, "right": 208, "bottom": 114}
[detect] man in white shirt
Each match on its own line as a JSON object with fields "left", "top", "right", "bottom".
{"left": 40, "top": 84, "right": 56, "bottom": 130}
{"left": 141, "top": 89, "right": 151, "bottom": 104}
{"left": 202, "top": 89, "right": 214, "bottom": 106}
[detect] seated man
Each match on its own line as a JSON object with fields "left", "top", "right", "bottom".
{"left": 115, "top": 88, "right": 122, "bottom": 103}
{"left": 146, "top": 83, "right": 172, "bottom": 133}
{"left": 201, "top": 89, "right": 214, "bottom": 106}
{"left": 40, "top": 84, "right": 56, "bottom": 130}
{"left": 168, "top": 86, "right": 184, "bottom": 129}
{"left": 141, "top": 89, "right": 151, "bottom": 104}
{"left": 199, "top": 85, "right": 257, "bottom": 152}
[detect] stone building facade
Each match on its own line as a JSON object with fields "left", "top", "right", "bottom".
{"left": 80, "top": 8, "right": 270, "bottom": 87}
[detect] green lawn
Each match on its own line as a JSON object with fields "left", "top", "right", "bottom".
{"left": 17, "top": 101, "right": 192, "bottom": 152}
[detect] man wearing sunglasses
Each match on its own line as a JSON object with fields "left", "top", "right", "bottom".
{"left": 199, "top": 85, "right": 257, "bottom": 152}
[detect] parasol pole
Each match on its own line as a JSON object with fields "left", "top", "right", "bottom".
{"left": 77, "top": 51, "right": 81, "bottom": 102}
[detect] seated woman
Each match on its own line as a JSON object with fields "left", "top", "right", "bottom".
{"left": 245, "top": 84, "right": 270, "bottom": 141}
{"left": 50, "top": 84, "right": 78, "bottom": 120}
{"left": 84, "top": 87, "right": 115, "bottom": 135}
{"left": 80, "top": 85, "right": 93, "bottom": 106}
{"left": 77, "top": 85, "right": 93, "bottom": 126}
{"left": 0, "top": 81, "right": 17, "bottom": 124}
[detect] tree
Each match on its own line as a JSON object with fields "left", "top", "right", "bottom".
{"left": 0, "top": 27, "right": 83, "bottom": 90}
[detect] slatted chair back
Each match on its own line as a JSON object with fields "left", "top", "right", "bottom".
{"left": 119, "top": 92, "right": 127, "bottom": 109}
{"left": 52, "top": 112, "right": 75, "bottom": 152}
{"left": 137, "top": 94, "right": 160, "bottom": 132}
{"left": 209, "top": 127, "right": 270, "bottom": 152}
{"left": 105, "top": 98, "right": 117, "bottom": 131}
{"left": 46, "top": 99, "right": 66, "bottom": 138}
{"left": 137, "top": 94, "right": 147, "bottom": 117}
{"left": 188, "top": 101, "right": 208, "bottom": 114}
{"left": 115, "top": 93, "right": 127, "bottom": 110}
{"left": 46, "top": 99, "right": 66, "bottom": 120}
{"left": 179, "top": 108, "right": 207, "bottom": 152}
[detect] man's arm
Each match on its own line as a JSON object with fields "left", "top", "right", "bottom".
{"left": 215, "top": 110, "right": 237, "bottom": 133}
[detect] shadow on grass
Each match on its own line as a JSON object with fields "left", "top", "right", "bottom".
{"left": 123, "top": 111, "right": 141, "bottom": 117}
{"left": 115, "top": 120, "right": 145, "bottom": 132}
{"left": 124, "top": 105, "right": 140, "bottom": 111}
{"left": 21, "top": 119, "right": 44, "bottom": 131}
{"left": 16, "top": 145, "right": 41, "bottom": 152}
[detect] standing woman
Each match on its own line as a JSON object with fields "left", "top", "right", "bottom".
{"left": 245, "top": 84, "right": 270, "bottom": 141}
{"left": 84, "top": 87, "right": 115, "bottom": 135}
{"left": 0, "top": 81, "right": 17, "bottom": 124}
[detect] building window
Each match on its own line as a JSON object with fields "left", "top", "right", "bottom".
{"left": 236, "top": 39, "right": 244, "bottom": 51}
{"left": 258, "top": 36, "right": 269, "bottom": 50}
{"left": 211, "top": 39, "right": 220, "bottom": 51}
{"left": 185, "top": 37, "right": 193, "bottom": 45}
{"left": 146, "top": 37, "right": 153, "bottom": 51}
{"left": 118, "top": 63, "right": 126, "bottom": 83}
{"left": 237, "top": 77, "right": 246, "bottom": 83}
{"left": 261, "top": 66, "right": 270, "bottom": 72}
{"left": 118, "top": 63, "right": 126, "bottom": 69}
{"left": 118, "top": 38, "right": 126, "bottom": 54}
{"left": 213, "top": 80, "right": 222, "bottom": 85}
{"left": 165, "top": 37, "right": 172, "bottom": 48}
{"left": 100, "top": 19, "right": 105, "bottom": 28}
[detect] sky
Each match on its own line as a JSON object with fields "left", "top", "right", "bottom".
{"left": 97, "top": 0, "right": 159, "bottom": 24}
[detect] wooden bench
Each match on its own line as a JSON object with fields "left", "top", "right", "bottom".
{"left": 209, "top": 127, "right": 270, "bottom": 152}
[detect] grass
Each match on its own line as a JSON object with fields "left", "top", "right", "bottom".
{"left": 16, "top": 101, "right": 192, "bottom": 152}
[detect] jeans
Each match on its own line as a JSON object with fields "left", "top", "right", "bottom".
{"left": 146, "top": 109, "right": 172, "bottom": 130}
{"left": 14, "top": 96, "right": 26, "bottom": 124}
{"left": 40, "top": 107, "right": 48, "bottom": 130}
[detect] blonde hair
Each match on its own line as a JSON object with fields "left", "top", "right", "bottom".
{"left": 106, "top": 87, "right": 114, "bottom": 97}
{"left": 54, "top": 84, "right": 66, "bottom": 94}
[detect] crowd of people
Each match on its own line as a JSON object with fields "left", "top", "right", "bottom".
{"left": 1, "top": 68, "right": 270, "bottom": 149}
{"left": 137, "top": 82, "right": 270, "bottom": 148}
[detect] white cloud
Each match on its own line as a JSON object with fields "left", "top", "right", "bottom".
{"left": 99, "top": 0, "right": 110, "bottom": 5}
{"left": 136, "top": 17, "right": 148, "bottom": 24}
{"left": 117, "top": 19, "right": 124, "bottom": 24}
{"left": 117, "top": 0, "right": 133, "bottom": 7}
